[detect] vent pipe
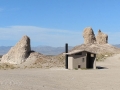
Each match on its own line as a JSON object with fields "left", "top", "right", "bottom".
{"left": 65, "top": 43, "right": 68, "bottom": 69}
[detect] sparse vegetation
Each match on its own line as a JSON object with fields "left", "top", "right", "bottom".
{"left": 0, "top": 52, "right": 115, "bottom": 70}
{"left": 96, "top": 52, "right": 114, "bottom": 61}
{"left": 0, "top": 63, "right": 16, "bottom": 70}
{"left": 74, "top": 68, "right": 78, "bottom": 70}
{"left": 34, "top": 57, "right": 46, "bottom": 65}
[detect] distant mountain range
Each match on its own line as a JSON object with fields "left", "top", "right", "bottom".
{"left": 0, "top": 46, "right": 73, "bottom": 55}
{"left": 0, "top": 44, "right": 119, "bottom": 55}
{"left": 113, "top": 44, "right": 120, "bottom": 48}
{"left": 0, "top": 46, "right": 12, "bottom": 55}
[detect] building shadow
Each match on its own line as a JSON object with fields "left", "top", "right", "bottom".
{"left": 96, "top": 66, "right": 108, "bottom": 69}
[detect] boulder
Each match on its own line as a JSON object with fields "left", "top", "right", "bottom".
{"left": 1, "top": 35, "right": 31, "bottom": 64}
{"left": 83, "top": 27, "right": 96, "bottom": 44}
{"left": 96, "top": 30, "right": 108, "bottom": 44}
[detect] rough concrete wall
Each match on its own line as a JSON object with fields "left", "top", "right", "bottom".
{"left": 93, "top": 54, "right": 96, "bottom": 69}
{"left": 72, "top": 52, "right": 87, "bottom": 69}
{"left": 68, "top": 56, "right": 73, "bottom": 69}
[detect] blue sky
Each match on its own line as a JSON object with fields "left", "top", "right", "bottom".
{"left": 0, "top": 0, "right": 120, "bottom": 47}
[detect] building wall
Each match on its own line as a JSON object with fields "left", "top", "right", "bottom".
{"left": 93, "top": 54, "right": 96, "bottom": 69}
{"left": 73, "top": 51, "right": 87, "bottom": 69}
{"left": 68, "top": 52, "right": 87, "bottom": 69}
{"left": 68, "top": 56, "right": 73, "bottom": 69}
{"left": 68, "top": 51, "right": 96, "bottom": 70}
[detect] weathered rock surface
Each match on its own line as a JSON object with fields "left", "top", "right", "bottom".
{"left": 83, "top": 27, "right": 96, "bottom": 44}
{"left": 1, "top": 35, "right": 31, "bottom": 64}
{"left": 96, "top": 30, "right": 108, "bottom": 44}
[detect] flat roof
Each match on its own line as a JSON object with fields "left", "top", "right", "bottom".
{"left": 63, "top": 50, "right": 96, "bottom": 55}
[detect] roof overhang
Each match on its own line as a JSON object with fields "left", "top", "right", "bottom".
{"left": 63, "top": 50, "right": 96, "bottom": 55}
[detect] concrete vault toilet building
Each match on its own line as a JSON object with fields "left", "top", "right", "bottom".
{"left": 64, "top": 50, "right": 96, "bottom": 70}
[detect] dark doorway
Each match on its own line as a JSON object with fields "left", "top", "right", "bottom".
{"left": 78, "top": 65, "right": 81, "bottom": 68}
{"left": 87, "top": 53, "right": 94, "bottom": 68}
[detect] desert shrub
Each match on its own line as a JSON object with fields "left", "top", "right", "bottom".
{"left": 34, "top": 58, "right": 46, "bottom": 65}
{"left": 74, "top": 68, "right": 78, "bottom": 70}
{"left": 96, "top": 52, "right": 114, "bottom": 61}
{"left": 56, "top": 55, "right": 65, "bottom": 64}
{"left": 0, "top": 63, "right": 16, "bottom": 70}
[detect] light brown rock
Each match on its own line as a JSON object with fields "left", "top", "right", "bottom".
{"left": 1, "top": 35, "right": 31, "bottom": 64}
{"left": 96, "top": 30, "right": 108, "bottom": 44}
{"left": 83, "top": 27, "right": 96, "bottom": 44}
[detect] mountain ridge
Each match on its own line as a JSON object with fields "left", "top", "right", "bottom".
{"left": 0, "top": 46, "right": 73, "bottom": 55}
{"left": 0, "top": 44, "right": 120, "bottom": 55}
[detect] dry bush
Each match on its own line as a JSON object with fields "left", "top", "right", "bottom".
{"left": 54, "top": 55, "right": 65, "bottom": 64}
{"left": 96, "top": 52, "right": 114, "bottom": 61}
{"left": 32, "top": 54, "right": 65, "bottom": 68}
{"left": 31, "top": 57, "right": 47, "bottom": 68}
{"left": 0, "top": 63, "right": 16, "bottom": 70}
{"left": 34, "top": 57, "right": 47, "bottom": 65}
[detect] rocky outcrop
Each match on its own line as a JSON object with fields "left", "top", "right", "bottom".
{"left": 83, "top": 27, "right": 96, "bottom": 44}
{"left": 1, "top": 35, "right": 31, "bottom": 64}
{"left": 83, "top": 27, "right": 108, "bottom": 45}
{"left": 96, "top": 30, "right": 108, "bottom": 44}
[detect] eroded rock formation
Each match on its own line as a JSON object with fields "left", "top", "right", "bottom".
{"left": 83, "top": 27, "right": 96, "bottom": 44}
{"left": 96, "top": 30, "right": 108, "bottom": 44}
{"left": 1, "top": 35, "right": 31, "bottom": 64}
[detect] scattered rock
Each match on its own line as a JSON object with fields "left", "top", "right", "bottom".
{"left": 83, "top": 27, "right": 96, "bottom": 44}
{"left": 1, "top": 35, "right": 31, "bottom": 64}
{"left": 96, "top": 30, "right": 108, "bottom": 44}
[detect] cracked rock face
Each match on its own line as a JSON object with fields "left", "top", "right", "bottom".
{"left": 96, "top": 30, "right": 108, "bottom": 44}
{"left": 83, "top": 27, "right": 96, "bottom": 44}
{"left": 1, "top": 35, "right": 31, "bottom": 64}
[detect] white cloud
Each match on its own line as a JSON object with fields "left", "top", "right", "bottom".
{"left": 0, "top": 26, "right": 119, "bottom": 46}
{"left": 0, "top": 26, "right": 83, "bottom": 46}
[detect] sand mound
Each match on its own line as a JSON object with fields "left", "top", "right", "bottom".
{"left": 72, "top": 44, "right": 120, "bottom": 54}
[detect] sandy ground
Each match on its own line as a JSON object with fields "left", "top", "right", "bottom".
{"left": 1, "top": 54, "right": 120, "bottom": 90}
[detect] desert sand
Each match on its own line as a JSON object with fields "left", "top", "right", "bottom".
{"left": 0, "top": 54, "right": 120, "bottom": 90}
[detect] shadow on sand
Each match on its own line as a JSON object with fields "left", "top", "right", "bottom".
{"left": 96, "top": 66, "right": 108, "bottom": 69}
